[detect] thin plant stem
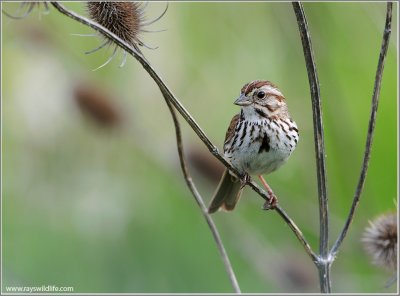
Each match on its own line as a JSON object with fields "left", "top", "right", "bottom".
{"left": 330, "top": 2, "right": 393, "bottom": 257}
{"left": 164, "top": 99, "right": 241, "bottom": 293}
{"left": 247, "top": 181, "right": 318, "bottom": 263}
{"left": 292, "top": 2, "right": 330, "bottom": 293}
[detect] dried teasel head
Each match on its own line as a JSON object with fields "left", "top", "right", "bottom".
{"left": 2, "top": 2, "right": 49, "bottom": 19}
{"left": 362, "top": 212, "right": 397, "bottom": 271}
{"left": 73, "top": 83, "right": 122, "bottom": 128}
{"left": 84, "top": 2, "right": 168, "bottom": 70}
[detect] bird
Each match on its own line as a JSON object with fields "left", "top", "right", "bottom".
{"left": 208, "top": 80, "right": 299, "bottom": 213}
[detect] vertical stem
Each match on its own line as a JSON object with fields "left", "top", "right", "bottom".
{"left": 330, "top": 2, "right": 393, "bottom": 257}
{"left": 318, "top": 264, "right": 331, "bottom": 293}
{"left": 292, "top": 2, "right": 330, "bottom": 292}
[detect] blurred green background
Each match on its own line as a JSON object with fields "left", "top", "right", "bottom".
{"left": 2, "top": 1, "right": 397, "bottom": 293}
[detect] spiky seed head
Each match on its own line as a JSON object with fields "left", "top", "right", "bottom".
{"left": 362, "top": 212, "right": 397, "bottom": 270}
{"left": 87, "top": 2, "right": 144, "bottom": 47}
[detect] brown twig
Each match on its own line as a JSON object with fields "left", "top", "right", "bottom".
{"left": 247, "top": 182, "right": 318, "bottom": 263}
{"left": 51, "top": 0, "right": 318, "bottom": 280}
{"left": 330, "top": 2, "right": 393, "bottom": 257}
{"left": 164, "top": 99, "right": 241, "bottom": 293}
{"left": 292, "top": 2, "right": 330, "bottom": 293}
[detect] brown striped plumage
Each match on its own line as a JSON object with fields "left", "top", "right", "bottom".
{"left": 208, "top": 80, "right": 299, "bottom": 213}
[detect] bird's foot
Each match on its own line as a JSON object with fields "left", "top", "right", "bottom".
{"left": 262, "top": 193, "right": 278, "bottom": 210}
{"left": 239, "top": 172, "right": 250, "bottom": 189}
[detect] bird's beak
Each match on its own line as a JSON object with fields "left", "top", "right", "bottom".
{"left": 234, "top": 94, "right": 252, "bottom": 106}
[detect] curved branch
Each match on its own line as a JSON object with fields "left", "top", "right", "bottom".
{"left": 292, "top": 2, "right": 330, "bottom": 293}
{"left": 164, "top": 99, "right": 241, "bottom": 293}
{"left": 50, "top": 0, "right": 318, "bottom": 264}
{"left": 292, "top": 1, "right": 329, "bottom": 257}
{"left": 247, "top": 181, "right": 318, "bottom": 263}
{"left": 330, "top": 2, "right": 393, "bottom": 257}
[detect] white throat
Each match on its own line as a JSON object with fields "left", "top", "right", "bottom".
{"left": 240, "top": 105, "right": 268, "bottom": 122}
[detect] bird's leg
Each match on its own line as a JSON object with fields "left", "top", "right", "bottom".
{"left": 258, "top": 175, "right": 278, "bottom": 210}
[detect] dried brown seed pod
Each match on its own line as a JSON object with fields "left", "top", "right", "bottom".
{"left": 73, "top": 83, "right": 122, "bottom": 128}
{"left": 362, "top": 212, "right": 397, "bottom": 271}
{"left": 2, "top": 2, "right": 49, "bottom": 19}
{"left": 87, "top": 2, "right": 144, "bottom": 48}
{"left": 85, "top": 2, "right": 168, "bottom": 70}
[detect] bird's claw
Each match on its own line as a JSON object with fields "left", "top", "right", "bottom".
{"left": 262, "top": 194, "right": 278, "bottom": 210}
{"left": 239, "top": 173, "right": 250, "bottom": 189}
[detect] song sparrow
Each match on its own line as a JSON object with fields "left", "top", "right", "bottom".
{"left": 208, "top": 80, "right": 299, "bottom": 213}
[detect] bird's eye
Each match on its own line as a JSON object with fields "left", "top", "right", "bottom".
{"left": 256, "top": 91, "right": 266, "bottom": 99}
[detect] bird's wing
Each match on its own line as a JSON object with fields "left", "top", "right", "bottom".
{"left": 224, "top": 113, "right": 240, "bottom": 144}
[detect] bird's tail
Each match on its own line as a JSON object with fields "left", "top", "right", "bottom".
{"left": 208, "top": 169, "right": 243, "bottom": 213}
